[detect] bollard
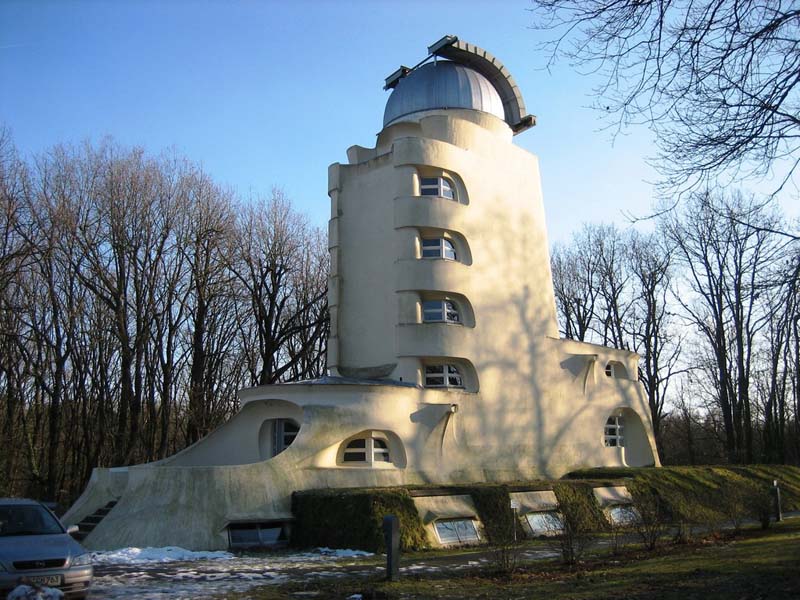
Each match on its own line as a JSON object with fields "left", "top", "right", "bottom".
{"left": 382, "top": 515, "right": 400, "bottom": 581}
{"left": 773, "top": 480, "right": 782, "bottom": 522}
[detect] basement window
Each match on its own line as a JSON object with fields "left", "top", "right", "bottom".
{"left": 523, "top": 511, "right": 564, "bottom": 537}
{"left": 419, "top": 176, "right": 456, "bottom": 200}
{"left": 604, "top": 416, "right": 625, "bottom": 447}
{"left": 227, "top": 521, "right": 290, "bottom": 549}
{"left": 434, "top": 519, "right": 480, "bottom": 545}
{"left": 605, "top": 505, "right": 640, "bottom": 526}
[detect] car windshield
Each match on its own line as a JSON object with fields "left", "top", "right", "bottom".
{"left": 0, "top": 505, "right": 64, "bottom": 536}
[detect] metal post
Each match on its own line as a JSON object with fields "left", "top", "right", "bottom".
{"left": 510, "top": 499, "right": 520, "bottom": 543}
{"left": 382, "top": 515, "right": 400, "bottom": 581}
{"left": 773, "top": 480, "right": 782, "bottom": 522}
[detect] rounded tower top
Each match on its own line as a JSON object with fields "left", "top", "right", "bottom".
{"left": 383, "top": 61, "right": 505, "bottom": 128}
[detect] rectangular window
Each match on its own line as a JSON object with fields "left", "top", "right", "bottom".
{"left": 228, "top": 522, "right": 289, "bottom": 549}
{"left": 605, "top": 505, "right": 640, "bottom": 526}
{"left": 273, "top": 419, "right": 299, "bottom": 456}
{"left": 425, "top": 364, "right": 464, "bottom": 389}
{"left": 425, "top": 365, "right": 445, "bottom": 387}
{"left": 421, "top": 238, "right": 457, "bottom": 261}
{"left": 422, "top": 300, "right": 460, "bottom": 323}
{"left": 524, "top": 511, "right": 564, "bottom": 536}
{"left": 434, "top": 519, "right": 480, "bottom": 544}
{"left": 604, "top": 416, "right": 624, "bottom": 447}
{"left": 420, "top": 177, "right": 441, "bottom": 196}
{"left": 422, "top": 238, "right": 441, "bottom": 258}
{"left": 373, "top": 438, "right": 391, "bottom": 462}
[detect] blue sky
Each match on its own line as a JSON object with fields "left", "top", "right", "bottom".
{"left": 1, "top": 0, "right": 688, "bottom": 242}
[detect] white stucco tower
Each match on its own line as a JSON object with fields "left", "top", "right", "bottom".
{"left": 65, "top": 36, "right": 660, "bottom": 551}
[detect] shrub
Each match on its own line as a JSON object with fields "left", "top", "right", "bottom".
{"left": 552, "top": 482, "right": 605, "bottom": 565}
{"left": 291, "top": 487, "right": 429, "bottom": 552}
{"left": 627, "top": 482, "right": 670, "bottom": 550}
{"left": 467, "top": 485, "right": 522, "bottom": 576}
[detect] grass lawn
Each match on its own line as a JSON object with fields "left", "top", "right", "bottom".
{"left": 228, "top": 520, "right": 800, "bottom": 599}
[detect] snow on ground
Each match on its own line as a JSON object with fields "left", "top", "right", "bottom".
{"left": 90, "top": 546, "right": 371, "bottom": 565}
{"left": 87, "top": 546, "right": 376, "bottom": 599}
{"left": 91, "top": 546, "right": 235, "bottom": 564}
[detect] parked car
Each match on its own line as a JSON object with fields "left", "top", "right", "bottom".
{"left": 0, "top": 498, "right": 92, "bottom": 599}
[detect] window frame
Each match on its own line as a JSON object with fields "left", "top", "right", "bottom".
{"left": 341, "top": 432, "right": 393, "bottom": 466}
{"left": 424, "top": 363, "right": 464, "bottom": 389}
{"left": 227, "top": 521, "right": 290, "bottom": 549}
{"left": 421, "top": 237, "right": 457, "bottom": 261}
{"left": 422, "top": 299, "right": 461, "bottom": 324}
{"left": 523, "top": 511, "right": 564, "bottom": 537}
{"left": 419, "top": 176, "right": 456, "bottom": 200}
{"left": 433, "top": 518, "right": 480, "bottom": 545}
{"left": 272, "top": 418, "right": 300, "bottom": 457}
{"left": 604, "top": 415, "right": 625, "bottom": 447}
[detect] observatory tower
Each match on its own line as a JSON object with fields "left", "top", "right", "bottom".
{"left": 65, "top": 36, "right": 659, "bottom": 551}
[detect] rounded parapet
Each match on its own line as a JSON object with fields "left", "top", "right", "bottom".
{"left": 394, "top": 259, "right": 473, "bottom": 297}
{"left": 396, "top": 322, "right": 474, "bottom": 358}
{"left": 394, "top": 195, "right": 470, "bottom": 234}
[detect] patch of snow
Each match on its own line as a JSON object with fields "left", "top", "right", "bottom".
{"left": 91, "top": 546, "right": 235, "bottom": 564}
{"left": 347, "top": 595, "right": 363, "bottom": 600}
{"left": 7, "top": 585, "right": 64, "bottom": 600}
{"left": 313, "top": 547, "right": 373, "bottom": 558}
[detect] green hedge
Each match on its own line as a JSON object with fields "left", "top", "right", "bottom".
{"left": 466, "top": 484, "right": 514, "bottom": 543}
{"left": 290, "top": 466, "right": 799, "bottom": 551}
{"left": 566, "top": 465, "right": 800, "bottom": 526}
{"left": 290, "top": 487, "right": 429, "bottom": 552}
{"left": 552, "top": 481, "right": 610, "bottom": 532}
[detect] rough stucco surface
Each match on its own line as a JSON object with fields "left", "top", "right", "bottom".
{"left": 67, "top": 63, "right": 660, "bottom": 551}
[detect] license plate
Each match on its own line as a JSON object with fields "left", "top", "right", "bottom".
{"left": 28, "top": 575, "right": 62, "bottom": 586}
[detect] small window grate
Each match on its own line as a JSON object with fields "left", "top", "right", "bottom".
{"left": 228, "top": 522, "right": 289, "bottom": 549}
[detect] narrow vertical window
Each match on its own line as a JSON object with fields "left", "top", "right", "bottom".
{"left": 272, "top": 419, "right": 300, "bottom": 456}
{"left": 604, "top": 416, "right": 624, "bottom": 447}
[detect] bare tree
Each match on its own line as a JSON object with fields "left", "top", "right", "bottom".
{"left": 626, "top": 230, "right": 683, "bottom": 453}
{"left": 550, "top": 225, "right": 604, "bottom": 341}
{"left": 531, "top": 1, "right": 800, "bottom": 192}
{"left": 663, "top": 191, "right": 787, "bottom": 462}
{"left": 231, "top": 190, "right": 328, "bottom": 386}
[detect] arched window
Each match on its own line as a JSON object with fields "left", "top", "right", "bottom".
{"left": 342, "top": 433, "right": 392, "bottom": 465}
{"left": 422, "top": 300, "right": 461, "bottom": 324}
{"left": 419, "top": 176, "right": 456, "bottom": 200}
{"left": 425, "top": 364, "right": 464, "bottom": 389}
{"left": 421, "top": 237, "right": 457, "bottom": 260}
{"left": 604, "top": 416, "right": 624, "bottom": 447}
{"left": 604, "top": 361, "right": 628, "bottom": 379}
